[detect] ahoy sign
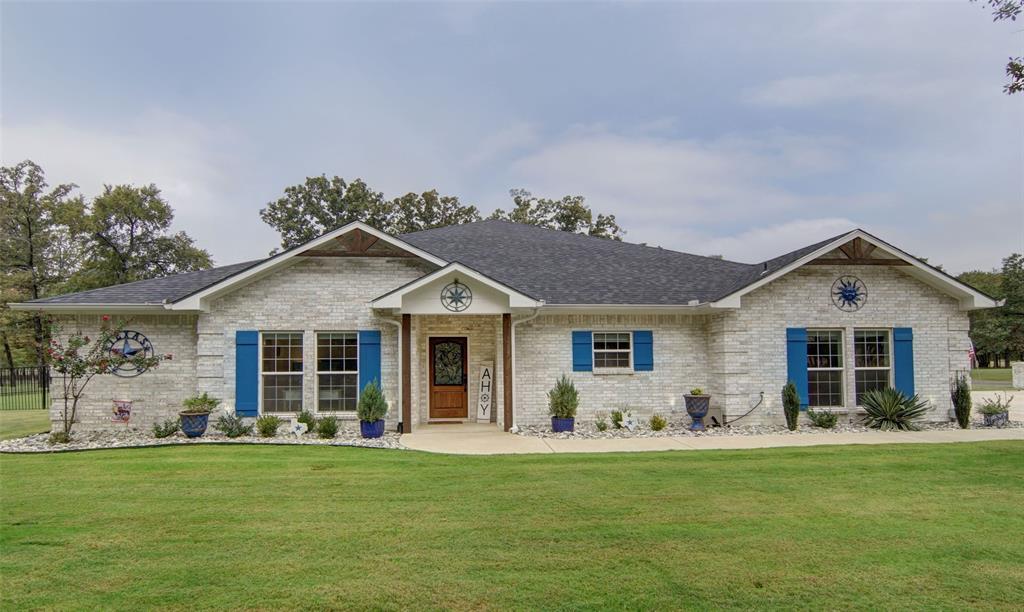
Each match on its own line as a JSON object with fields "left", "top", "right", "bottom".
{"left": 477, "top": 362, "right": 493, "bottom": 422}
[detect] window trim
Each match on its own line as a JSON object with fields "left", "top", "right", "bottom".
{"left": 806, "top": 328, "right": 845, "bottom": 408}
{"left": 592, "top": 331, "right": 633, "bottom": 372}
{"left": 259, "top": 330, "right": 305, "bottom": 415}
{"left": 854, "top": 328, "right": 893, "bottom": 407}
{"left": 314, "top": 331, "right": 360, "bottom": 415}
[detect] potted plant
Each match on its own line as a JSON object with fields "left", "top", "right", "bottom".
{"left": 357, "top": 380, "right": 388, "bottom": 438}
{"left": 979, "top": 394, "right": 1013, "bottom": 428}
{"left": 180, "top": 392, "right": 219, "bottom": 438}
{"left": 548, "top": 374, "right": 579, "bottom": 432}
{"left": 684, "top": 387, "right": 711, "bottom": 431}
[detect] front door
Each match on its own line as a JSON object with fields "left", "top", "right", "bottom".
{"left": 429, "top": 337, "right": 468, "bottom": 419}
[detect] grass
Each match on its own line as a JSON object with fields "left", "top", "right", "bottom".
{"left": 972, "top": 368, "right": 1014, "bottom": 391}
{"left": 0, "top": 410, "right": 49, "bottom": 441}
{"left": 2, "top": 443, "right": 1024, "bottom": 610}
{"left": 0, "top": 389, "right": 47, "bottom": 410}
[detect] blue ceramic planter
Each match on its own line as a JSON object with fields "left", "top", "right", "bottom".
{"left": 360, "top": 419, "right": 385, "bottom": 439}
{"left": 684, "top": 395, "right": 711, "bottom": 431}
{"left": 983, "top": 411, "right": 1009, "bottom": 428}
{"left": 180, "top": 412, "right": 210, "bottom": 438}
{"left": 551, "top": 417, "right": 575, "bottom": 433}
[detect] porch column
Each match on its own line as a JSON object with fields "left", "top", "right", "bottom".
{"left": 402, "top": 313, "right": 411, "bottom": 433}
{"left": 503, "top": 313, "right": 512, "bottom": 431}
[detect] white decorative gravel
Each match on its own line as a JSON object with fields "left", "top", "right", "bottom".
{"left": 0, "top": 428, "right": 404, "bottom": 453}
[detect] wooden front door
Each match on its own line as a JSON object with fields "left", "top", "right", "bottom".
{"left": 429, "top": 337, "right": 468, "bottom": 419}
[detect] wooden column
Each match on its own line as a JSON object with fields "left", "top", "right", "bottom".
{"left": 402, "top": 314, "right": 411, "bottom": 433}
{"left": 502, "top": 313, "right": 513, "bottom": 431}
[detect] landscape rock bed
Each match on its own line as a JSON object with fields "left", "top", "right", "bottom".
{"left": 0, "top": 428, "right": 404, "bottom": 453}
{"left": 515, "top": 418, "right": 1022, "bottom": 439}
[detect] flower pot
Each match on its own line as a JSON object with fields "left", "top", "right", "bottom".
{"left": 983, "top": 411, "right": 1009, "bottom": 428}
{"left": 179, "top": 412, "right": 210, "bottom": 438}
{"left": 360, "top": 419, "right": 385, "bottom": 439}
{"left": 684, "top": 395, "right": 711, "bottom": 431}
{"left": 551, "top": 417, "right": 575, "bottom": 432}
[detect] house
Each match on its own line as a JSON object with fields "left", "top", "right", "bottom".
{"left": 12, "top": 220, "right": 999, "bottom": 432}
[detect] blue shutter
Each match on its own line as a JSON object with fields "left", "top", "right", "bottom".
{"left": 633, "top": 330, "right": 653, "bottom": 371}
{"left": 358, "top": 330, "right": 382, "bottom": 393}
{"left": 235, "top": 330, "right": 259, "bottom": 417}
{"left": 893, "top": 327, "right": 915, "bottom": 397}
{"left": 786, "top": 328, "right": 809, "bottom": 410}
{"left": 572, "top": 331, "right": 593, "bottom": 372}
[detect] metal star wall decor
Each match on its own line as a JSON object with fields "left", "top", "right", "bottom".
{"left": 104, "top": 330, "right": 156, "bottom": 377}
{"left": 831, "top": 276, "right": 867, "bottom": 312}
{"left": 440, "top": 279, "right": 472, "bottom": 312}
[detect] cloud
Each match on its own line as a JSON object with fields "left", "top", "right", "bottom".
{"left": 746, "top": 73, "right": 961, "bottom": 108}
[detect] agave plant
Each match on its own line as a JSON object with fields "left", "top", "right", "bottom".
{"left": 860, "top": 388, "right": 930, "bottom": 431}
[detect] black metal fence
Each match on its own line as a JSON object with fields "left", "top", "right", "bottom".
{"left": 0, "top": 366, "right": 50, "bottom": 410}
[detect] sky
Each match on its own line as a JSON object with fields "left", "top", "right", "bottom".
{"left": 2, "top": 1, "right": 1022, "bottom": 274}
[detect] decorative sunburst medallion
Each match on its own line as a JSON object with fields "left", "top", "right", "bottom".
{"left": 104, "top": 330, "right": 156, "bottom": 377}
{"left": 440, "top": 279, "right": 472, "bottom": 312}
{"left": 831, "top": 276, "right": 867, "bottom": 312}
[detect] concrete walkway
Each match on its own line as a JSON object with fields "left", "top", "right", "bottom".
{"left": 400, "top": 423, "right": 1024, "bottom": 455}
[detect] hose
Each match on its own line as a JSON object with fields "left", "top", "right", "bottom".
{"left": 718, "top": 391, "right": 764, "bottom": 427}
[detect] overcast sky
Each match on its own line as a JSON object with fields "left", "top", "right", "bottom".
{"left": 2, "top": 1, "right": 1022, "bottom": 273}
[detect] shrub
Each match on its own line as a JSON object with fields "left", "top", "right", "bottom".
{"left": 782, "top": 382, "right": 801, "bottom": 431}
{"left": 650, "top": 414, "right": 667, "bottom": 431}
{"left": 357, "top": 380, "right": 388, "bottom": 423}
{"left": 152, "top": 419, "right": 179, "bottom": 438}
{"left": 547, "top": 375, "right": 579, "bottom": 419}
{"left": 689, "top": 387, "right": 705, "bottom": 396}
{"left": 48, "top": 431, "right": 71, "bottom": 445}
{"left": 297, "top": 410, "right": 317, "bottom": 433}
{"left": 978, "top": 394, "right": 1014, "bottom": 415}
{"left": 255, "top": 415, "right": 283, "bottom": 438}
{"left": 610, "top": 410, "right": 624, "bottom": 429}
{"left": 950, "top": 373, "right": 972, "bottom": 429}
{"left": 807, "top": 409, "right": 838, "bottom": 429}
{"left": 860, "top": 388, "right": 930, "bottom": 431}
{"left": 595, "top": 419, "right": 609, "bottom": 432}
{"left": 317, "top": 415, "right": 339, "bottom": 438}
{"left": 182, "top": 392, "right": 220, "bottom": 414}
{"left": 213, "top": 413, "right": 253, "bottom": 438}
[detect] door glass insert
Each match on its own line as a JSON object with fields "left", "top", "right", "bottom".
{"left": 433, "top": 341, "right": 464, "bottom": 386}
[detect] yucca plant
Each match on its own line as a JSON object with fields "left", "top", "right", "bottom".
{"left": 860, "top": 388, "right": 930, "bottom": 431}
{"left": 950, "top": 373, "right": 972, "bottom": 429}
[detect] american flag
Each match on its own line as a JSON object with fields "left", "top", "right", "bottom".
{"left": 968, "top": 341, "right": 977, "bottom": 368}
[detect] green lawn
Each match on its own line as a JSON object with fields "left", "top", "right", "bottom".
{"left": 0, "top": 389, "right": 47, "bottom": 411}
{"left": 0, "top": 410, "right": 49, "bottom": 441}
{"left": 972, "top": 368, "right": 1014, "bottom": 391}
{"left": 2, "top": 443, "right": 1023, "bottom": 610}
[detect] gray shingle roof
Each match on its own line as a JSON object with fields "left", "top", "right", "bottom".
{"left": 28, "top": 260, "right": 264, "bottom": 305}
{"left": 25, "top": 220, "right": 858, "bottom": 307}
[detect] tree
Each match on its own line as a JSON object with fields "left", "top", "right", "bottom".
{"left": 973, "top": 0, "right": 1024, "bottom": 94}
{"left": 63, "top": 184, "right": 212, "bottom": 291}
{"left": 489, "top": 189, "right": 624, "bottom": 240}
{"left": 0, "top": 160, "right": 80, "bottom": 367}
{"left": 385, "top": 190, "right": 481, "bottom": 235}
{"left": 959, "top": 253, "right": 1024, "bottom": 366}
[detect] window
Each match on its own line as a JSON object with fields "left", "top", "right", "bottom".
{"left": 855, "top": 329, "right": 891, "bottom": 405}
{"left": 807, "top": 330, "right": 844, "bottom": 407}
{"left": 262, "top": 332, "right": 303, "bottom": 413}
{"left": 317, "top": 332, "right": 358, "bottom": 412}
{"left": 593, "top": 332, "right": 631, "bottom": 369}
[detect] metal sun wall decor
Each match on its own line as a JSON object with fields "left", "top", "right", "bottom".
{"left": 831, "top": 276, "right": 867, "bottom": 312}
{"left": 105, "top": 330, "right": 156, "bottom": 377}
{"left": 440, "top": 279, "right": 473, "bottom": 312}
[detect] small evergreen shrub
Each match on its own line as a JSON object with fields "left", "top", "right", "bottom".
{"left": 595, "top": 419, "right": 609, "bottom": 432}
{"left": 255, "top": 415, "right": 282, "bottom": 438}
{"left": 181, "top": 392, "right": 220, "bottom": 414}
{"left": 317, "top": 415, "right": 339, "bottom": 438}
{"left": 860, "top": 388, "right": 929, "bottom": 431}
{"left": 297, "top": 410, "right": 317, "bottom": 433}
{"left": 213, "top": 413, "right": 253, "bottom": 438}
{"left": 782, "top": 382, "right": 801, "bottom": 431}
{"left": 547, "top": 375, "right": 579, "bottom": 419}
{"left": 611, "top": 410, "right": 624, "bottom": 429}
{"left": 152, "top": 419, "right": 179, "bottom": 438}
{"left": 807, "top": 409, "right": 838, "bottom": 429}
{"left": 48, "top": 431, "right": 71, "bottom": 444}
{"left": 357, "top": 380, "right": 388, "bottom": 423}
{"left": 950, "top": 373, "right": 972, "bottom": 429}
{"left": 650, "top": 414, "right": 667, "bottom": 431}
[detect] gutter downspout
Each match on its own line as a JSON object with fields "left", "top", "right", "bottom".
{"left": 380, "top": 314, "right": 403, "bottom": 432}
{"left": 509, "top": 306, "right": 542, "bottom": 431}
